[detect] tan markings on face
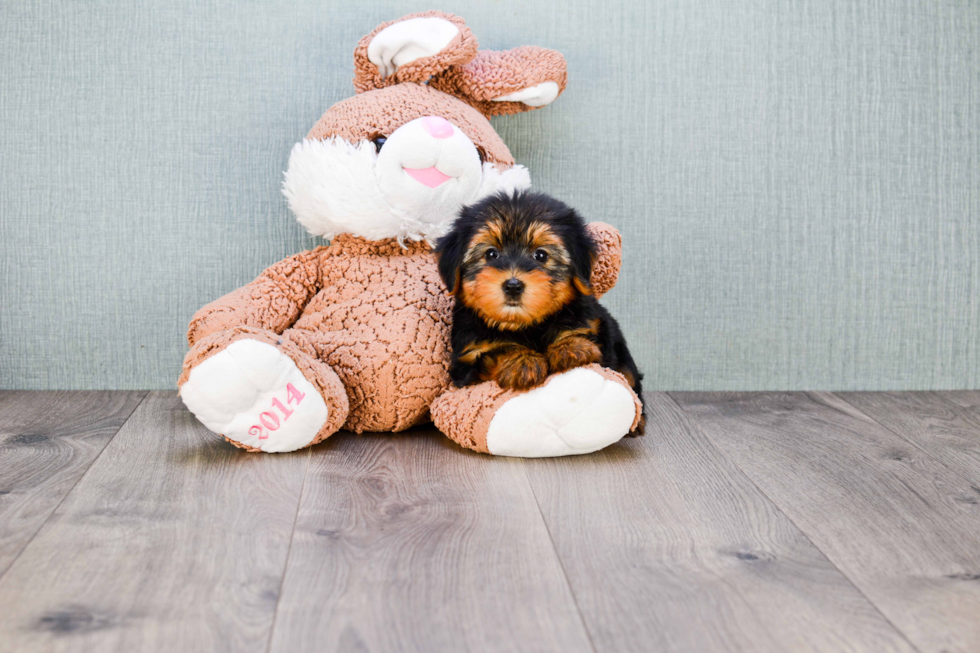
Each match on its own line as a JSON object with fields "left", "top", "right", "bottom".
{"left": 461, "top": 267, "right": 575, "bottom": 330}
{"left": 460, "top": 217, "right": 505, "bottom": 271}
{"left": 526, "top": 222, "right": 564, "bottom": 251}
{"left": 519, "top": 269, "right": 575, "bottom": 323}
{"left": 471, "top": 218, "right": 504, "bottom": 250}
{"left": 521, "top": 222, "right": 571, "bottom": 275}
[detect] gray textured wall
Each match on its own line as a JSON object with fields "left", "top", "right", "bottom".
{"left": 2, "top": 0, "right": 978, "bottom": 390}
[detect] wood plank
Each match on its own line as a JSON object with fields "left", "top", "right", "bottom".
{"left": 269, "top": 428, "right": 593, "bottom": 653}
{"left": 937, "top": 391, "right": 980, "bottom": 411}
{"left": 0, "top": 391, "right": 310, "bottom": 652}
{"left": 0, "top": 391, "right": 146, "bottom": 578}
{"left": 523, "top": 393, "right": 916, "bottom": 653}
{"left": 671, "top": 391, "right": 980, "bottom": 653}
{"left": 837, "top": 392, "right": 980, "bottom": 485}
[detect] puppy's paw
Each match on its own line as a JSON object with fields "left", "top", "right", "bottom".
{"left": 491, "top": 350, "right": 549, "bottom": 390}
{"left": 547, "top": 336, "right": 602, "bottom": 374}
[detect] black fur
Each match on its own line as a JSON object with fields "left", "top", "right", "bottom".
{"left": 435, "top": 190, "right": 645, "bottom": 432}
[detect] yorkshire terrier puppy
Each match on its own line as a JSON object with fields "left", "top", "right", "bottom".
{"left": 435, "top": 190, "right": 645, "bottom": 435}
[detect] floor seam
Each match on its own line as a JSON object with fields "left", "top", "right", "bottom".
{"left": 0, "top": 390, "right": 150, "bottom": 585}
{"left": 265, "top": 445, "right": 313, "bottom": 653}
{"left": 931, "top": 390, "right": 980, "bottom": 413}
{"left": 520, "top": 459, "right": 599, "bottom": 653}
{"left": 664, "top": 391, "right": 925, "bottom": 653}
{"left": 831, "top": 391, "right": 980, "bottom": 492}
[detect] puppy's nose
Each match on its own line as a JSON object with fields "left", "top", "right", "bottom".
{"left": 503, "top": 278, "right": 525, "bottom": 298}
{"left": 422, "top": 116, "right": 454, "bottom": 139}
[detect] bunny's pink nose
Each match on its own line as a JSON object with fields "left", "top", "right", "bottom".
{"left": 421, "top": 116, "right": 454, "bottom": 139}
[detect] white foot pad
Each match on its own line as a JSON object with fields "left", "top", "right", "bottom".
{"left": 180, "top": 339, "right": 328, "bottom": 453}
{"left": 485, "top": 368, "right": 636, "bottom": 457}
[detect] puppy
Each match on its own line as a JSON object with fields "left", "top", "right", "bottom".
{"left": 435, "top": 190, "right": 645, "bottom": 435}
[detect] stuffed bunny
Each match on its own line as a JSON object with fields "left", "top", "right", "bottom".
{"left": 177, "top": 12, "right": 642, "bottom": 456}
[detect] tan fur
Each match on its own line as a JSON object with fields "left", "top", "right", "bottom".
{"left": 546, "top": 335, "right": 603, "bottom": 374}
{"left": 573, "top": 275, "right": 593, "bottom": 296}
{"left": 461, "top": 267, "right": 575, "bottom": 331}
{"left": 459, "top": 219, "right": 577, "bottom": 330}
{"left": 526, "top": 221, "right": 564, "bottom": 250}
{"left": 457, "top": 339, "right": 513, "bottom": 365}
{"left": 484, "top": 346, "right": 549, "bottom": 390}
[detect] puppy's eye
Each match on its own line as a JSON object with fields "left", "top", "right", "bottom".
{"left": 485, "top": 248, "right": 500, "bottom": 261}
{"left": 533, "top": 249, "right": 549, "bottom": 263}
{"left": 373, "top": 137, "right": 387, "bottom": 153}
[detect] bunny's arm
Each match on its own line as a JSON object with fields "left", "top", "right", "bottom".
{"left": 187, "top": 248, "right": 326, "bottom": 346}
{"left": 586, "top": 222, "right": 622, "bottom": 298}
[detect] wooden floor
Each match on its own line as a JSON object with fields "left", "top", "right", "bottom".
{"left": 0, "top": 392, "right": 978, "bottom": 652}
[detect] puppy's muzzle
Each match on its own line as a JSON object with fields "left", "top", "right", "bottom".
{"left": 503, "top": 277, "right": 525, "bottom": 299}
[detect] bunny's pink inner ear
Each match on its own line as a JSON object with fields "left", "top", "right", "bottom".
{"left": 353, "top": 12, "right": 478, "bottom": 93}
{"left": 430, "top": 46, "right": 568, "bottom": 117}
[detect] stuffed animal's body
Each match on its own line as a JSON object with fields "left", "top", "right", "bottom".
{"left": 178, "top": 12, "right": 642, "bottom": 456}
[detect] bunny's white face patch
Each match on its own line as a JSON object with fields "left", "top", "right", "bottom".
{"left": 283, "top": 130, "right": 530, "bottom": 244}
{"left": 375, "top": 116, "right": 484, "bottom": 231}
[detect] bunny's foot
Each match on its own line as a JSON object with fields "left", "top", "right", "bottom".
{"left": 178, "top": 327, "right": 349, "bottom": 452}
{"left": 431, "top": 364, "right": 641, "bottom": 457}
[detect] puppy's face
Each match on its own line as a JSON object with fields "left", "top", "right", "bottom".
{"left": 437, "top": 192, "right": 595, "bottom": 331}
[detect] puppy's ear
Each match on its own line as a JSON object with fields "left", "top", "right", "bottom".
{"left": 570, "top": 222, "right": 598, "bottom": 297}
{"left": 434, "top": 225, "right": 468, "bottom": 296}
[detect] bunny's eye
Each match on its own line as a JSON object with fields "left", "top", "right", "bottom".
{"left": 477, "top": 148, "right": 486, "bottom": 164}
{"left": 373, "top": 136, "right": 387, "bottom": 153}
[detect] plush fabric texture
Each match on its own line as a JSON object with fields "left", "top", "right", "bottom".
{"left": 353, "top": 12, "right": 566, "bottom": 120}
{"left": 179, "top": 325, "right": 349, "bottom": 449}
{"left": 482, "top": 365, "right": 640, "bottom": 457}
{"left": 430, "top": 47, "right": 568, "bottom": 117}
{"left": 585, "top": 221, "right": 623, "bottom": 297}
{"left": 353, "top": 12, "right": 478, "bottom": 94}
{"left": 179, "top": 337, "right": 334, "bottom": 452}
{"left": 430, "top": 364, "right": 641, "bottom": 456}
{"left": 306, "top": 84, "right": 516, "bottom": 167}
{"left": 282, "top": 134, "right": 530, "bottom": 242}
{"left": 430, "top": 378, "right": 512, "bottom": 453}
{"left": 182, "top": 226, "right": 625, "bottom": 436}
{"left": 177, "top": 11, "right": 639, "bottom": 455}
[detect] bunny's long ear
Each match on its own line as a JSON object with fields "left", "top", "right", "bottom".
{"left": 353, "top": 12, "right": 479, "bottom": 93}
{"left": 430, "top": 46, "right": 568, "bottom": 117}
